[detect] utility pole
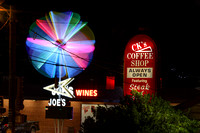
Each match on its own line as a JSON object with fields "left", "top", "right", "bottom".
{"left": 8, "top": 4, "right": 16, "bottom": 133}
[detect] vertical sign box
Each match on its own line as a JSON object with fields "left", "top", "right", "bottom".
{"left": 124, "top": 34, "right": 157, "bottom": 96}
{"left": 106, "top": 76, "right": 115, "bottom": 90}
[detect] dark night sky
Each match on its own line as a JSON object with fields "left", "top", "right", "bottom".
{"left": 1, "top": 1, "right": 200, "bottom": 99}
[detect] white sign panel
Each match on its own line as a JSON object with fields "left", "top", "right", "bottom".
{"left": 127, "top": 67, "right": 153, "bottom": 78}
{"left": 43, "top": 78, "right": 75, "bottom": 98}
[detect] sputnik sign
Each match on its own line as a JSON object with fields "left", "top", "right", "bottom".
{"left": 124, "top": 34, "right": 157, "bottom": 96}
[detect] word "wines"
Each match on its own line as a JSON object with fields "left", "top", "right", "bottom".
{"left": 75, "top": 89, "right": 98, "bottom": 97}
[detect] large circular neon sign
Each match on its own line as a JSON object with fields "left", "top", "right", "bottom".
{"left": 26, "top": 11, "right": 95, "bottom": 79}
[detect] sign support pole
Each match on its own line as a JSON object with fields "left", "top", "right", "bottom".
{"left": 54, "top": 119, "right": 64, "bottom": 133}
{"left": 55, "top": 77, "right": 59, "bottom": 89}
{"left": 8, "top": 5, "right": 16, "bottom": 133}
{"left": 57, "top": 119, "right": 59, "bottom": 133}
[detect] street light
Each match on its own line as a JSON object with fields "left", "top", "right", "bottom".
{"left": 0, "top": 5, "right": 10, "bottom": 30}
{"left": 0, "top": 0, "right": 5, "bottom": 5}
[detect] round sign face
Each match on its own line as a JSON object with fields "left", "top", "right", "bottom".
{"left": 124, "top": 34, "right": 157, "bottom": 96}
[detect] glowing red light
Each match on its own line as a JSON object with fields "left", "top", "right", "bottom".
{"left": 106, "top": 76, "right": 115, "bottom": 90}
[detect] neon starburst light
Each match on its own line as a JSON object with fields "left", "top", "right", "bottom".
{"left": 26, "top": 11, "right": 95, "bottom": 78}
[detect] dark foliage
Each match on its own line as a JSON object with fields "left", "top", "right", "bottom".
{"left": 80, "top": 90, "right": 200, "bottom": 133}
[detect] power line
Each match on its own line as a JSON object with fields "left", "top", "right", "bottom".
{"left": 27, "top": 29, "right": 124, "bottom": 77}
{"left": 30, "top": 29, "right": 92, "bottom": 63}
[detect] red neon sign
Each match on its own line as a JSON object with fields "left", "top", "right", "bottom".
{"left": 106, "top": 76, "right": 115, "bottom": 90}
{"left": 124, "top": 34, "right": 157, "bottom": 96}
{"left": 75, "top": 89, "right": 98, "bottom": 97}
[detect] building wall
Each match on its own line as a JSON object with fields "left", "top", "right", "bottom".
{"left": 187, "top": 104, "right": 200, "bottom": 120}
{"left": 2, "top": 99, "right": 115, "bottom": 133}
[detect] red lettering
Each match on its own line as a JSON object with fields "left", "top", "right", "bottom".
{"left": 89, "top": 90, "right": 93, "bottom": 96}
{"left": 94, "top": 90, "right": 98, "bottom": 96}
{"left": 85, "top": 90, "right": 90, "bottom": 96}
{"left": 75, "top": 89, "right": 98, "bottom": 97}
{"left": 76, "top": 90, "right": 82, "bottom": 96}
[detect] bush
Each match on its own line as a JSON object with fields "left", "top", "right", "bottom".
{"left": 80, "top": 90, "right": 200, "bottom": 133}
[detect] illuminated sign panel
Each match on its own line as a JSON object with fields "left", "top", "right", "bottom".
{"left": 106, "top": 76, "right": 115, "bottom": 90}
{"left": 124, "top": 34, "right": 157, "bottom": 95}
{"left": 75, "top": 89, "right": 98, "bottom": 97}
{"left": 48, "top": 98, "right": 66, "bottom": 106}
{"left": 43, "top": 78, "right": 75, "bottom": 99}
{"left": 43, "top": 78, "right": 75, "bottom": 107}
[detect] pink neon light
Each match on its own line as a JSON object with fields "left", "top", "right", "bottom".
{"left": 68, "top": 52, "right": 91, "bottom": 69}
{"left": 62, "top": 40, "right": 95, "bottom": 69}
{"left": 36, "top": 19, "right": 57, "bottom": 40}
{"left": 63, "top": 42, "right": 95, "bottom": 53}
{"left": 27, "top": 37, "right": 56, "bottom": 47}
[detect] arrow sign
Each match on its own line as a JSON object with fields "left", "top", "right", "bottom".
{"left": 43, "top": 78, "right": 75, "bottom": 98}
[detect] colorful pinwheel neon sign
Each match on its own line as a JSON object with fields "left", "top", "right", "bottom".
{"left": 26, "top": 11, "right": 95, "bottom": 100}
{"left": 26, "top": 11, "right": 95, "bottom": 79}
